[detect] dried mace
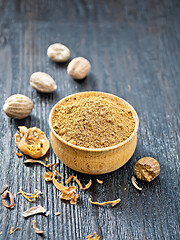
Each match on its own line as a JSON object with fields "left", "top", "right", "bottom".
{"left": 134, "top": 157, "right": 160, "bottom": 182}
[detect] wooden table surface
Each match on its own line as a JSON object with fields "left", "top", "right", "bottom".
{"left": 0, "top": 0, "right": 179, "bottom": 239}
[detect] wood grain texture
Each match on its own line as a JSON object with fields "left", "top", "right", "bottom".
{"left": 0, "top": 0, "right": 179, "bottom": 239}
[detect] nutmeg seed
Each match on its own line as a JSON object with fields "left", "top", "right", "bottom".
{"left": 67, "top": 57, "right": 91, "bottom": 80}
{"left": 30, "top": 72, "right": 57, "bottom": 93}
{"left": 47, "top": 43, "right": 70, "bottom": 62}
{"left": 3, "top": 94, "right": 33, "bottom": 119}
{"left": 135, "top": 157, "right": 160, "bottom": 182}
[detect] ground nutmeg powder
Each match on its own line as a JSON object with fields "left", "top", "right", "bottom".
{"left": 52, "top": 95, "right": 135, "bottom": 148}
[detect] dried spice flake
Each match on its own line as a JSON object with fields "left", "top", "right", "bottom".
{"left": 59, "top": 188, "right": 79, "bottom": 205}
{"left": 10, "top": 227, "right": 20, "bottom": 235}
{"left": 46, "top": 163, "right": 56, "bottom": 168}
{"left": 53, "top": 172, "right": 78, "bottom": 203}
{"left": 24, "top": 159, "right": 55, "bottom": 169}
{"left": 131, "top": 176, "right": 142, "bottom": 191}
{"left": 65, "top": 175, "right": 83, "bottom": 189}
{"left": 15, "top": 126, "right": 50, "bottom": 159}
{"left": 96, "top": 179, "right": 103, "bottom": 184}
{"left": 1, "top": 190, "right": 15, "bottom": 208}
{"left": 86, "top": 232, "right": 100, "bottom": 240}
{"left": 44, "top": 171, "right": 79, "bottom": 205}
{"left": 53, "top": 162, "right": 64, "bottom": 179}
{"left": 44, "top": 171, "right": 54, "bottom": 181}
{"left": 32, "top": 220, "right": 44, "bottom": 234}
{"left": 65, "top": 175, "right": 92, "bottom": 190}
{"left": 89, "top": 198, "right": 120, "bottom": 207}
{"left": 18, "top": 188, "right": 41, "bottom": 202}
{"left": 81, "top": 179, "right": 92, "bottom": 190}
{"left": 24, "top": 159, "right": 46, "bottom": 167}
{"left": 55, "top": 212, "right": 61, "bottom": 216}
{"left": 52, "top": 172, "right": 65, "bottom": 191}
{"left": 53, "top": 172, "right": 78, "bottom": 205}
{"left": 56, "top": 170, "right": 64, "bottom": 179}
{"left": 22, "top": 205, "right": 47, "bottom": 218}
{"left": 14, "top": 148, "right": 22, "bottom": 157}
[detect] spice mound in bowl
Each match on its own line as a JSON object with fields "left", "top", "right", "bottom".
{"left": 49, "top": 92, "right": 139, "bottom": 174}
{"left": 52, "top": 95, "right": 135, "bottom": 148}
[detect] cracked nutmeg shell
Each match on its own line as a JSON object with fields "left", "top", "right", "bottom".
{"left": 15, "top": 126, "right": 50, "bottom": 158}
{"left": 134, "top": 157, "right": 160, "bottom": 182}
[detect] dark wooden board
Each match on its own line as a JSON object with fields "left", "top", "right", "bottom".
{"left": 0, "top": 0, "right": 179, "bottom": 239}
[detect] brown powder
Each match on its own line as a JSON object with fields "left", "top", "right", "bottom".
{"left": 52, "top": 95, "right": 135, "bottom": 148}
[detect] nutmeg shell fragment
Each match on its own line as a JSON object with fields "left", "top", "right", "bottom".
{"left": 15, "top": 126, "right": 50, "bottom": 158}
{"left": 135, "top": 157, "right": 160, "bottom": 182}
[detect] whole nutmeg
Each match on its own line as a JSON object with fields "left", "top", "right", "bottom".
{"left": 3, "top": 94, "right": 33, "bottom": 119}
{"left": 135, "top": 157, "right": 160, "bottom": 182}
{"left": 67, "top": 57, "right": 91, "bottom": 80}
{"left": 47, "top": 43, "right": 70, "bottom": 62}
{"left": 30, "top": 72, "right": 57, "bottom": 93}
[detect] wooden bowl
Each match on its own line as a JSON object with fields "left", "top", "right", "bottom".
{"left": 49, "top": 92, "right": 139, "bottom": 175}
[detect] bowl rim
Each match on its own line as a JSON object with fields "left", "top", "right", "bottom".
{"left": 49, "top": 91, "right": 139, "bottom": 152}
